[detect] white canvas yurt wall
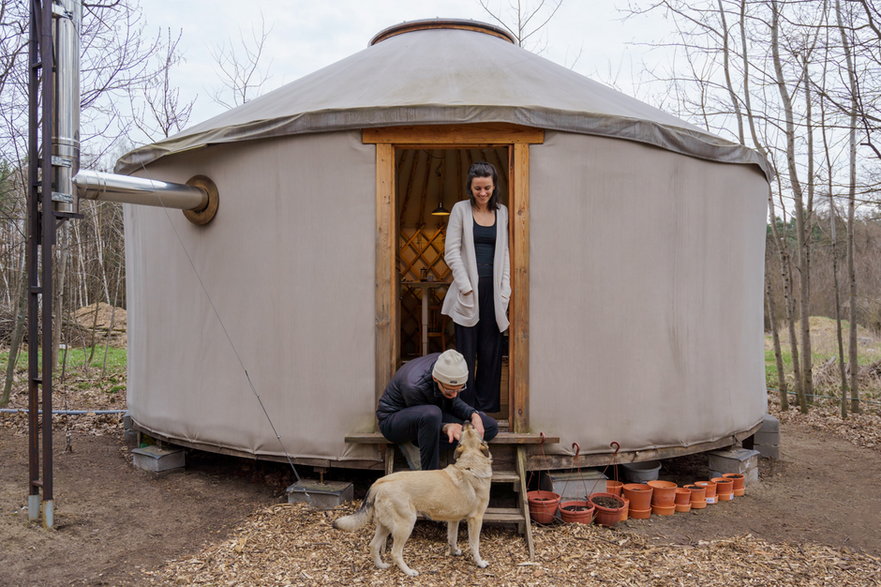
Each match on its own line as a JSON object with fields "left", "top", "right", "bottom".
{"left": 125, "top": 132, "right": 381, "bottom": 463}
{"left": 119, "top": 19, "right": 769, "bottom": 468}
{"left": 529, "top": 132, "right": 768, "bottom": 456}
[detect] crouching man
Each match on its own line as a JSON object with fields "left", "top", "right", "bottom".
{"left": 376, "top": 349, "right": 498, "bottom": 470}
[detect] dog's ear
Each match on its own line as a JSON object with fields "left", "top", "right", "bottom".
{"left": 480, "top": 442, "right": 490, "bottom": 458}
{"left": 454, "top": 444, "right": 465, "bottom": 460}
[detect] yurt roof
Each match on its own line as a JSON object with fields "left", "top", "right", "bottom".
{"left": 116, "top": 19, "right": 770, "bottom": 177}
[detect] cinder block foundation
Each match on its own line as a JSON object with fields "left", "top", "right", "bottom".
{"left": 708, "top": 447, "right": 761, "bottom": 486}
{"left": 131, "top": 445, "right": 185, "bottom": 473}
{"left": 752, "top": 415, "right": 780, "bottom": 459}
{"left": 287, "top": 479, "right": 354, "bottom": 509}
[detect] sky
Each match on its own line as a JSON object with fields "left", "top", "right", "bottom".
{"left": 135, "top": 0, "right": 676, "bottom": 131}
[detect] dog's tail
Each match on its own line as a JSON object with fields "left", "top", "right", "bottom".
{"left": 332, "top": 489, "right": 374, "bottom": 531}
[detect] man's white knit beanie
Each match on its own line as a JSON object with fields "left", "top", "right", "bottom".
{"left": 432, "top": 349, "right": 468, "bottom": 386}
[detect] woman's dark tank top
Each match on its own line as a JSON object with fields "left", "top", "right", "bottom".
{"left": 473, "top": 213, "right": 496, "bottom": 278}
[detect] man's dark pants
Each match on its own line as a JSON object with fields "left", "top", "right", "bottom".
{"left": 378, "top": 405, "right": 499, "bottom": 470}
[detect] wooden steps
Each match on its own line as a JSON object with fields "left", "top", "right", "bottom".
{"left": 483, "top": 506, "right": 525, "bottom": 523}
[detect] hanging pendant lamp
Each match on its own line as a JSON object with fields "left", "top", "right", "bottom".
{"left": 431, "top": 201, "right": 450, "bottom": 216}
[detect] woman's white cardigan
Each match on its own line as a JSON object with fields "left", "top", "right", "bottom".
{"left": 441, "top": 200, "right": 511, "bottom": 332}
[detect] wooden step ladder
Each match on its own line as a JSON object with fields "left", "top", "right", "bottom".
{"left": 344, "top": 431, "right": 559, "bottom": 558}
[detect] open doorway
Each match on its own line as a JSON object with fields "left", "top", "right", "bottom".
{"left": 395, "top": 147, "right": 510, "bottom": 422}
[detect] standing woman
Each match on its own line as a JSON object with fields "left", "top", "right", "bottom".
{"left": 441, "top": 161, "right": 511, "bottom": 413}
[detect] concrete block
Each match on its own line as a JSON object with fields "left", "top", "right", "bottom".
{"left": 545, "top": 470, "right": 607, "bottom": 500}
{"left": 759, "top": 414, "right": 780, "bottom": 432}
{"left": 287, "top": 479, "right": 354, "bottom": 509}
{"left": 131, "top": 445, "right": 185, "bottom": 473}
{"left": 707, "top": 448, "right": 760, "bottom": 475}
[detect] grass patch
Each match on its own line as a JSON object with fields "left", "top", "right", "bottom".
{"left": 1, "top": 346, "right": 126, "bottom": 373}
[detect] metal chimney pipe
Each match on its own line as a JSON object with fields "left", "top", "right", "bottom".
{"left": 51, "top": 0, "right": 81, "bottom": 214}
{"left": 74, "top": 169, "right": 208, "bottom": 209}
{"left": 73, "top": 170, "right": 219, "bottom": 224}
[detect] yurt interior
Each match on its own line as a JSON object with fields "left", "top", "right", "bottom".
{"left": 395, "top": 147, "right": 511, "bottom": 421}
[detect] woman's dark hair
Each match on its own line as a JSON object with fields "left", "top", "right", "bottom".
{"left": 466, "top": 161, "right": 500, "bottom": 210}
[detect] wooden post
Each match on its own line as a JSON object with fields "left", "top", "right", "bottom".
{"left": 510, "top": 142, "right": 530, "bottom": 434}
{"left": 375, "top": 143, "right": 396, "bottom": 405}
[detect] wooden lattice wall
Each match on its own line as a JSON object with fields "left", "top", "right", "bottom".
{"left": 398, "top": 226, "right": 451, "bottom": 356}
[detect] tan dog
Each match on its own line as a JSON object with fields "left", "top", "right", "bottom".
{"left": 333, "top": 423, "right": 493, "bottom": 576}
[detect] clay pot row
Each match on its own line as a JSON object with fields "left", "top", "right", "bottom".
{"left": 529, "top": 473, "right": 746, "bottom": 525}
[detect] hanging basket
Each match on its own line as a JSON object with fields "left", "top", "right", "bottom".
{"left": 588, "top": 492, "right": 626, "bottom": 527}
{"left": 527, "top": 490, "right": 560, "bottom": 524}
{"left": 559, "top": 500, "right": 595, "bottom": 524}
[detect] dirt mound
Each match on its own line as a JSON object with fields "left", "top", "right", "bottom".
{"left": 70, "top": 302, "right": 127, "bottom": 346}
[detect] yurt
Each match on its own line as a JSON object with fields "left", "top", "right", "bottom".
{"left": 117, "top": 19, "right": 770, "bottom": 471}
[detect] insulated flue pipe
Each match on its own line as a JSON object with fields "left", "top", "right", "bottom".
{"left": 74, "top": 169, "right": 207, "bottom": 209}
{"left": 73, "top": 170, "right": 219, "bottom": 224}
{"left": 51, "top": 0, "right": 81, "bottom": 214}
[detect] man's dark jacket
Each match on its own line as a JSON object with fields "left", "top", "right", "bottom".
{"left": 376, "top": 353, "right": 477, "bottom": 422}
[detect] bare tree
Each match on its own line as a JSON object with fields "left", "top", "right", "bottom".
{"left": 128, "top": 27, "right": 195, "bottom": 141}
{"left": 478, "top": 0, "right": 564, "bottom": 50}
{"left": 210, "top": 13, "right": 272, "bottom": 108}
{"left": 835, "top": 0, "right": 861, "bottom": 412}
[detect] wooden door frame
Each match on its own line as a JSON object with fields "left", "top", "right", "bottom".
{"left": 363, "top": 123, "right": 544, "bottom": 433}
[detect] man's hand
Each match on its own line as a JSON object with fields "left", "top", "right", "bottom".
{"left": 442, "top": 423, "right": 463, "bottom": 443}
{"left": 470, "top": 412, "right": 485, "bottom": 438}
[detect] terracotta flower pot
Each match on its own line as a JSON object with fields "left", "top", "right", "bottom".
{"left": 527, "top": 490, "right": 560, "bottom": 524}
{"left": 674, "top": 487, "right": 692, "bottom": 506}
{"left": 588, "top": 492, "right": 626, "bottom": 527}
{"left": 652, "top": 503, "right": 675, "bottom": 516}
{"left": 695, "top": 480, "right": 717, "bottom": 504}
{"left": 711, "top": 477, "right": 735, "bottom": 501}
{"left": 647, "top": 480, "right": 677, "bottom": 506}
{"left": 606, "top": 480, "right": 624, "bottom": 496}
{"left": 559, "top": 500, "right": 595, "bottom": 524}
{"left": 619, "top": 497, "right": 630, "bottom": 521}
{"left": 674, "top": 502, "right": 691, "bottom": 513}
{"left": 629, "top": 507, "right": 651, "bottom": 519}
{"left": 723, "top": 473, "right": 746, "bottom": 496}
{"left": 622, "top": 483, "right": 653, "bottom": 510}
{"left": 683, "top": 484, "right": 707, "bottom": 509}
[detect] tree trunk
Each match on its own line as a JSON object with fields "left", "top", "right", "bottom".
{"left": 770, "top": 0, "right": 809, "bottom": 412}
{"left": 765, "top": 275, "right": 788, "bottom": 410}
{"left": 800, "top": 58, "right": 816, "bottom": 405}
{"left": 820, "top": 79, "right": 849, "bottom": 419}
{"left": 2, "top": 271, "right": 27, "bottom": 407}
{"left": 836, "top": 0, "right": 861, "bottom": 413}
